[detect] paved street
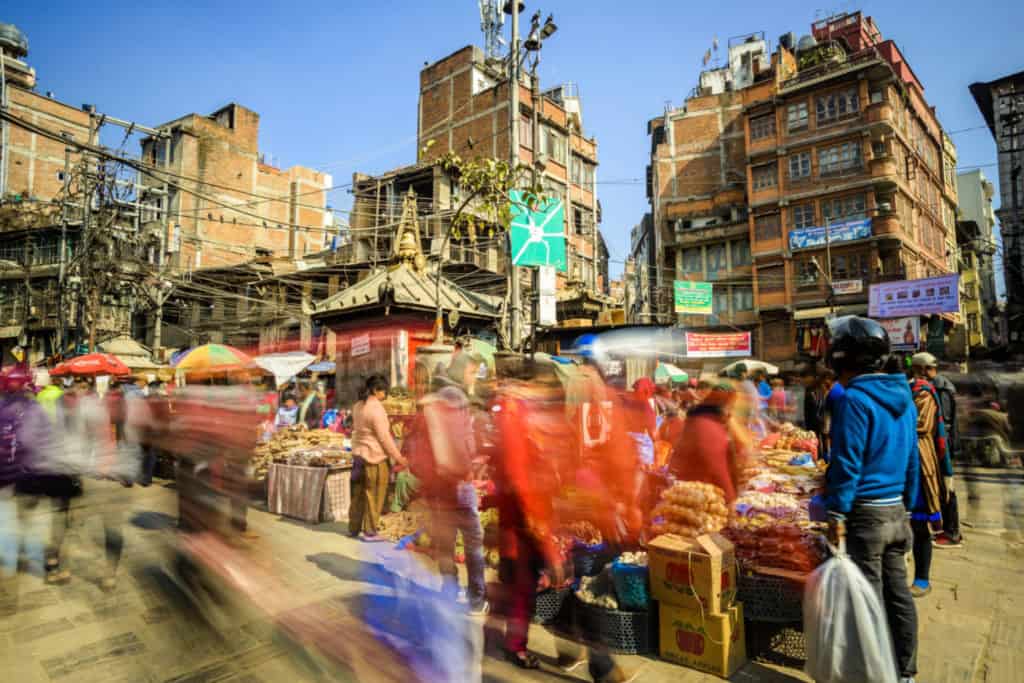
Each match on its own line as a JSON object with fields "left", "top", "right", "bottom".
{"left": 1, "top": 467, "right": 1021, "bottom": 683}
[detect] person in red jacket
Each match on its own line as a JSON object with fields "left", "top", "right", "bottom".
{"left": 668, "top": 383, "right": 749, "bottom": 503}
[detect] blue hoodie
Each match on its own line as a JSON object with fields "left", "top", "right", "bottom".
{"left": 825, "top": 373, "right": 919, "bottom": 516}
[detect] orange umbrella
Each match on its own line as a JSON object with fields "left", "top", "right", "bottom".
{"left": 50, "top": 353, "right": 131, "bottom": 377}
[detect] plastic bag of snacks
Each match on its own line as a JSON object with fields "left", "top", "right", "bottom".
{"left": 649, "top": 481, "right": 730, "bottom": 538}
{"left": 611, "top": 552, "right": 649, "bottom": 611}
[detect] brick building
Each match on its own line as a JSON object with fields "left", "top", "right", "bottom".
{"left": 647, "top": 12, "right": 959, "bottom": 366}
{"left": 417, "top": 46, "right": 607, "bottom": 299}
{"left": 140, "top": 103, "right": 335, "bottom": 271}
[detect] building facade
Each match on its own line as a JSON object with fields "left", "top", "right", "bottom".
{"left": 140, "top": 103, "right": 335, "bottom": 271}
{"left": 970, "top": 71, "right": 1024, "bottom": 348}
{"left": 417, "top": 46, "right": 606, "bottom": 297}
{"left": 956, "top": 169, "right": 1001, "bottom": 347}
{"left": 647, "top": 12, "right": 960, "bottom": 365}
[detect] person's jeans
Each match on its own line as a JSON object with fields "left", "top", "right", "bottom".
{"left": 433, "top": 484, "right": 486, "bottom": 609}
{"left": 846, "top": 503, "right": 918, "bottom": 678}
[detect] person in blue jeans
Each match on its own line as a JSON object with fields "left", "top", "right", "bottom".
{"left": 825, "top": 316, "right": 920, "bottom": 683}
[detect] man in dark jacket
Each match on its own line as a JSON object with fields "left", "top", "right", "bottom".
{"left": 298, "top": 381, "right": 323, "bottom": 430}
{"left": 825, "top": 316, "right": 919, "bottom": 683}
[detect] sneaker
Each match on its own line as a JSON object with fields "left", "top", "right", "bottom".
{"left": 468, "top": 600, "right": 490, "bottom": 617}
{"left": 910, "top": 581, "right": 931, "bottom": 598}
{"left": 933, "top": 533, "right": 963, "bottom": 549}
{"left": 900, "top": 677, "right": 916, "bottom": 683}
{"left": 556, "top": 652, "right": 587, "bottom": 672}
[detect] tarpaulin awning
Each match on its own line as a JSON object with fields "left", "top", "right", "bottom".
{"left": 655, "top": 362, "right": 688, "bottom": 385}
{"left": 253, "top": 351, "right": 316, "bottom": 387}
{"left": 307, "top": 360, "right": 336, "bottom": 373}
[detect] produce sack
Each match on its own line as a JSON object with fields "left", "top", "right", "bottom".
{"left": 803, "top": 544, "right": 897, "bottom": 683}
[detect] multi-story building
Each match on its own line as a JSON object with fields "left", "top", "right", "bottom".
{"left": 417, "top": 46, "right": 607, "bottom": 302}
{"left": 647, "top": 12, "right": 960, "bottom": 365}
{"left": 970, "top": 70, "right": 1024, "bottom": 348}
{"left": 140, "top": 103, "right": 335, "bottom": 271}
{"left": 956, "top": 169, "right": 1001, "bottom": 347}
{"left": 628, "top": 213, "right": 655, "bottom": 322}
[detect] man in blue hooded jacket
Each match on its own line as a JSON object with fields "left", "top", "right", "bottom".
{"left": 825, "top": 316, "right": 919, "bottom": 683}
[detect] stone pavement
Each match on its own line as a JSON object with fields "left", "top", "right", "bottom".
{"left": 0, "top": 466, "right": 1020, "bottom": 682}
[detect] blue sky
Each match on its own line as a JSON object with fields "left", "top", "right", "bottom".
{"left": 7, "top": 1, "right": 1021, "bottom": 280}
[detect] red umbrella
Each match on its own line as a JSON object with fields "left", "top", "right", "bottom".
{"left": 50, "top": 353, "right": 131, "bottom": 377}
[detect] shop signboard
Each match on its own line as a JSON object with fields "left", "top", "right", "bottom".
{"left": 877, "top": 316, "right": 920, "bottom": 352}
{"left": 831, "top": 279, "right": 863, "bottom": 295}
{"left": 927, "top": 316, "right": 946, "bottom": 356}
{"left": 685, "top": 332, "right": 752, "bottom": 358}
{"left": 788, "top": 218, "right": 871, "bottom": 251}
{"left": 537, "top": 265, "right": 557, "bottom": 327}
{"left": 350, "top": 333, "right": 370, "bottom": 357}
{"left": 868, "top": 274, "right": 960, "bottom": 318}
{"left": 674, "top": 280, "right": 713, "bottom": 315}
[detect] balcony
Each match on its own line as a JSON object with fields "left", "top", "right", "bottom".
{"left": 669, "top": 221, "right": 749, "bottom": 247}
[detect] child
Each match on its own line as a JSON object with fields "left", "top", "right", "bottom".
{"left": 768, "top": 378, "right": 787, "bottom": 419}
{"left": 275, "top": 393, "right": 299, "bottom": 429}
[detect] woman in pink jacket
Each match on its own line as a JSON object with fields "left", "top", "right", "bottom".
{"left": 348, "top": 375, "right": 407, "bottom": 540}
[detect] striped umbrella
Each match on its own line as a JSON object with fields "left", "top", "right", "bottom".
{"left": 172, "top": 343, "right": 253, "bottom": 377}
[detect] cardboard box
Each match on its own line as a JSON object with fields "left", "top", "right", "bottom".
{"left": 659, "top": 602, "right": 746, "bottom": 678}
{"left": 648, "top": 533, "right": 737, "bottom": 612}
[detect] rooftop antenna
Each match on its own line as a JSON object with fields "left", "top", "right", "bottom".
{"left": 478, "top": 0, "right": 507, "bottom": 61}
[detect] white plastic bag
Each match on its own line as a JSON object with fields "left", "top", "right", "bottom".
{"left": 804, "top": 547, "right": 898, "bottom": 683}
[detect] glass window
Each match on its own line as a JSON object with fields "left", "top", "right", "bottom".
{"left": 755, "top": 213, "right": 781, "bottom": 241}
{"left": 789, "top": 151, "right": 811, "bottom": 180}
{"left": 830, "top": 252, "right": 869, "bottom": 280}
{"left": 706, "top": 244, "right": 727, "bottom": 278}
{"left": 732, "top": 285, "right": 754, "bottom": 311}
{"left": 731, "top": 239, "right": 752, "bottom": 267}
{"left": 816, "top": 88, "right": 860, "bottom": 125}
{"left": 791, "top": 203, "right": 815, "bottom": 229}
{"left": 713, "top": 288, "right": 730, "bottom": 315}
{"left": 752, "top": 163, "right": 777, "bottom": 189}
{"left": 520, "top": 116, "right": 533, "bottom": 150}
{"left": 750, "top": 113, "right": 776, "bottom": 140}
{"left": 681, "top": 248, "right": 703, "bottom": 274}
{"left": 542, "top": 126, "right": 567, "bottom": 165}
{"left": 758, "top": 264, "right": 785, "bottom": 293}
{"left": 796, "top": 258, "right": 819, "bottom": 288}
{"left": 571, "top": 155, "right": 594, "bottom": 188}
{"left": 787, "top": 102, "right": 808, "bottom": 131}
{"left": 818, "top": 141, "right": 862, "bottom": 175}
{"left": 822, "top": 194, "right": 867, "bottom": 222}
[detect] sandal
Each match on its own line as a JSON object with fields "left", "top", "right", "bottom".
{"left": 503, "top": 649, "right": 540, "bottom": 669}
{"left": 45, "top": 568, "right": 71, "bottom": 585}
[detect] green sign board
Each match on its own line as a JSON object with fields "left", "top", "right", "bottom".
{"left": 674, "top": 280, "right": 713, "bottom": 315}
{"left": 509, "top": 190, "right": 567, "bottom": 271}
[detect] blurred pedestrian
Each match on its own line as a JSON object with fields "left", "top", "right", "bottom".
{"left": 348, "top": 375, "right": 407, "bottom": 541}
{"left": 824, "top": 316, "right": 918, "bottom": 683}
{"left": 931, "top": 371, "right": 962, "bottom": 548}
{"left": 908, "top": 352, "right": 950, "bottom": 598}
{"left": 668, "top": 383, "right": 750, "bottom": 503}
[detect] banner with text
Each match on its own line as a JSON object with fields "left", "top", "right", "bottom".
{"left": 674, "top": 280, "right": 713, "bottom": 315}
{"left": 868, "top": 274, "right": 960, "bottom": 318}
{"left": 876, "top": 316, "right": 920, "bottom": 352}
{"left": 788, "top": 217, "right": 872, "bottom": 251}
{"left": 685, "top": 331, "right": 752, "bottom": 358}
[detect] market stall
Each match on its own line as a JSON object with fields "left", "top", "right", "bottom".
{"left": 256, "top": 427, "right": 354, "bottom": 524}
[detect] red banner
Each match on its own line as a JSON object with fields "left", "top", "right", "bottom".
{"left": 685, "top": 332, "right": 752, "bottom": 358}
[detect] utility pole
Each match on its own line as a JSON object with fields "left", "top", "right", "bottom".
{"left": 57, "top": 145, "right": 71, "bottom": 353}
{"left": 508, "top": 1, "right": 522, "bottom": 351}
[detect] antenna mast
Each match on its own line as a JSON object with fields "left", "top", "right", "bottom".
{"left": 478, "top": 0, "right": 506, "bottom": 61}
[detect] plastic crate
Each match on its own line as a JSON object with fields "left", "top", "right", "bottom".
{"left": 737, "top": 569, "right": 805, "bottom": 623}
{"left": 533, "top": 587, "right": 572, "bottom": 625}
{"left": 610, "top": 560, "right": 650, "bottom": 611}
{"left": 745, "top": 620, "right": 806, "bottom": 667}
{"left": 573, "top": 598, "right": 657, "bottom": 655}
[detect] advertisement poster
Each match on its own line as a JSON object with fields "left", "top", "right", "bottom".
{"left": 868, "top": 274, "right": 960, "bottom": 318}
{"left": 685, "top": 332, "right": 752, "bottom": 358}
{"left": 537, "top": 265, "right": 557, "bottom": 327}
{"left": 788, "top": 217, "right": 871, "bottom": 251}
{"left": 877, "top": 316, "right": 920, "bottom": 352}
{"left": 674, "top": 280, "right": 713, "bottom": 315}
{"left": 831, "top": 279, "right": 863, "bottom": 295}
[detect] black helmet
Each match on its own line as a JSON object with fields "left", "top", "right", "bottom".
{"left": 827, "top": 315, "right": 890, "bottom": 374}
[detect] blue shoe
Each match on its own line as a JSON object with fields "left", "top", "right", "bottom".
{"left": 910, "top": 580, "right": 931, "bottom": 598}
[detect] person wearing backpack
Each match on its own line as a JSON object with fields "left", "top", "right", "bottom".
{"left": 825, "top": 316, "right": 919, "bottom": 683}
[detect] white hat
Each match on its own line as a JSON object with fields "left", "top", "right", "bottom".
{"left": 910, "top": 351, "right": 938, "bottom": 368}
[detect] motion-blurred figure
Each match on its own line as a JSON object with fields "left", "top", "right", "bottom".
{"left": 932, "top": 370, "right": 962, "bottom": 548}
